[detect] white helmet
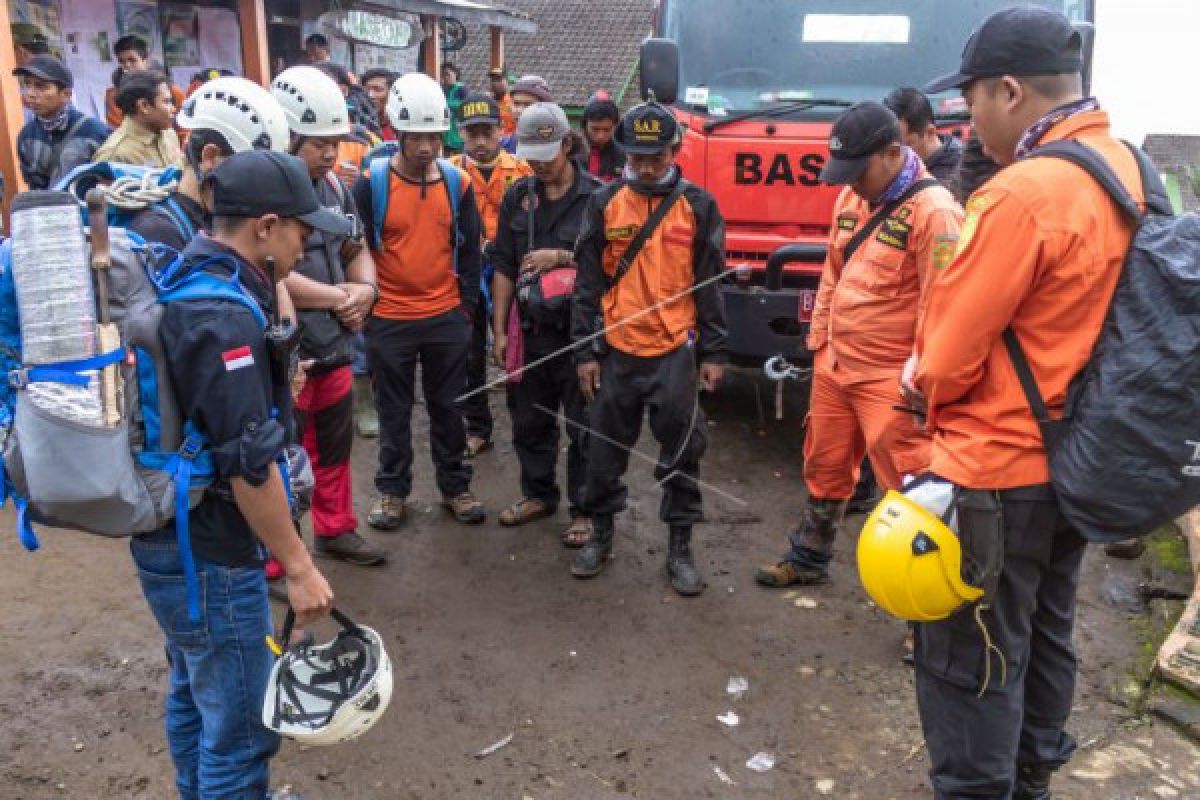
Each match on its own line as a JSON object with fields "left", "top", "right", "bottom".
{"left": 386, "top": 72, "right": 450, "bottom": 133}
{"left": 263, "top": 609, "right": 393, "bottom": 747}
{"left": 271, "top": 66, "right": 351, "bottom": 138}
{"left": 177, "top": 77, "right": 289, "bottom": 153}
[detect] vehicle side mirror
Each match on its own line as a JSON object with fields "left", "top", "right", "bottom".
{"left": 640, "top": 38, "right": 679, "bottom": 105}
{"left": 1073, "top": 22, "right": 1096, "bottom": 96}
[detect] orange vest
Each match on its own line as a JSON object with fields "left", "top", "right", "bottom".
{"left": 450, "top": 151, "right": 532, "bottom": 242}
{"left": 808, "top": 165, "right": 963, "bottom": 381}
{"left": 915, "top": 110, "right": 1144, "bottom": 489}
{"left": 599, "top": 185, "right": 701, "bottom": 358}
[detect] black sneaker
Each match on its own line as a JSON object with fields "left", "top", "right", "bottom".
{"left": 314, "top": 532, "right": 388, "bottom": 566}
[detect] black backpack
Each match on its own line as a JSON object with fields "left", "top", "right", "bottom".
{"left": 1005, "top": 140, "right": 1200, "bottom": 542}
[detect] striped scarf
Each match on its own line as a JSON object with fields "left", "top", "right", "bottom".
{"left": 876, "top": 147, "right": 922, "bottom": 205}
{"left": 36, "top": 105, "right": 71, "bottom": 134}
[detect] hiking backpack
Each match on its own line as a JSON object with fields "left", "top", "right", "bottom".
{"left": 0, "top": 189, "right": 301, "bottom": 622}
{"left": 364, "top": 144, "right": 463, "bottom": 273}
{"left": 53, "top": 161, "right": 196, "bottom": 239}
{"left": 1005, "top": 140, "right": 1200, "bottom": 542}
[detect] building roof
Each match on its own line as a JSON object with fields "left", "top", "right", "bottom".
{"left": 451, "top": 0, "right": 655, "bottom": 108}
{"left": 1143, "top": 134, "right": 1200, "bottom": 212}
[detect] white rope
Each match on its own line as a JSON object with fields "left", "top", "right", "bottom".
{"left": 71, "top": 168, "right": 180, "bottom": 211}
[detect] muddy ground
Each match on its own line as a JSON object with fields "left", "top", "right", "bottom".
{"left": 0, "top": 370, "right": 1196, "bottom": 799}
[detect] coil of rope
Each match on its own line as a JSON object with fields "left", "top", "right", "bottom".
{"left": 68, "top": 167, "right": 180, "bottom": 211}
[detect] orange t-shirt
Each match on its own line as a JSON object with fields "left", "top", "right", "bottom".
{"left": 915, "top": 110, "right": 1144, "bottom": 489}
{"left": 368, "top": 165, "right": 472, "bottom": 320}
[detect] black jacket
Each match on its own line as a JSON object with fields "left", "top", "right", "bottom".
{"left": 926, "top": 134, "right": 965, "bottom": 191}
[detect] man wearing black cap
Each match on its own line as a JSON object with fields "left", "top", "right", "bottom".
{"left": 135, "top": 150, "right": 345, "bottom": 799}
{"left": 450, "top": 93, "right": 533, "bottom": 456}
{"left": 754, "top": 102, "right": 961, "bottom": 591}
{"left": 907, "top": 8, "right": 1144, "bottom": 799}
{"left": 13, "top": 55, "right": 109, "bottom": 189}
{"left": 571, "top": 100, "right": 727, "bottom": 596}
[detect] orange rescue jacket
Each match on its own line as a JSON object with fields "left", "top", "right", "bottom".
{"left": 450, "top": 150, "right": 533, "bottom": 243}
{"left": 915, "top": 110, "right": 1144, "bottom": 489}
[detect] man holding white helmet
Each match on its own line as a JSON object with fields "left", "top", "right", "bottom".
{"left": 271, "top": 66, "right": 388, "bottom": 570}
{"left": 353, "top": 72, "right": 487, "bottom": 529}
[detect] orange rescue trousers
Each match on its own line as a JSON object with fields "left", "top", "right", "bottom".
{"left": 803, "top": 350, "right": 930, "bottom": 500}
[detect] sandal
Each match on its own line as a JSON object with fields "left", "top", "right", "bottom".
{"left": 498, "top": 498, "right": 555, "bottom": 527}
{"left": 561, "top": 516, "right": 593, "bottom": 549}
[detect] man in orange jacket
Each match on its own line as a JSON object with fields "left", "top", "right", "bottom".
{"left": 450, "top": 93, "right": 533, "bottom": 455}
{"left": 907, "top": 9, "right": 1145, "bottom": 798}
{"left": 755, "top": 102, "right": 962, "bottom": 589}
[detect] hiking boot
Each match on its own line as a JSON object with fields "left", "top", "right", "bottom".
{"left": 444, "top": 491, "right": 486, "bottom": 524}
{"left": 315, "top": 532, "right": 388, "bottom": 566}
{"left": 354, "top": 375, "right": 379, "bottom": 439}
{"left": 1014, "top": 764, "right": 1054, "bottom": 800}
{"left": 572, "top": 517, "right": 614, "bottom": 578}
{"left": 754, "top": 498, "right": 846, "bottom": 588}
{"left": 667, "top": 525, "right": 705, "bottom": 596}
{"left": 847, "top": 465, "right": 879, "bottom": 514}
{"left": 368, "top": 494, "right": 407, "bottom": 531}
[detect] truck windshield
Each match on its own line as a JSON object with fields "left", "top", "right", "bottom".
{"left": 664, "top": 0, "right": 1092, "bottom": 115}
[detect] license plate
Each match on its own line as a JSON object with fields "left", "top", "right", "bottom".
{"left": 797, "top": 290, "right": 816, "bottom": 322}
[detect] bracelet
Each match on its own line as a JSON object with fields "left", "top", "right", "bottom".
{"left": 359, "top": 282, "right": 380, "bottom": 306}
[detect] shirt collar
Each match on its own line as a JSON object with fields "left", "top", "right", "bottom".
{"left": 119, "top": 116, "right": 160, "bottom": 145}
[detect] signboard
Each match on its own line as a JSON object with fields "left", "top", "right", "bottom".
{"left": 318, "top": 10, "right": 422, "bottom": 49}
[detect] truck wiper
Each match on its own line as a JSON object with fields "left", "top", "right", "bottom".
{"left": 703, "top": 98, "right": 855, "bottom": 133}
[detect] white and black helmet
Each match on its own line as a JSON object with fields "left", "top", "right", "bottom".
{"left": 177, "top": 77, "right": 289, "bottom": 153}
{"left": 263, "top": 609, "right": 393, "bottom": 747}
{"left": 271, "top": 66, "right": 351, "bottom": 138}
{"left": 386, "top": 72, "right": 451, "bottom": 133}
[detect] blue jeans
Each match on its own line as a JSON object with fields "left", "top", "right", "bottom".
{"left": 131, "top": 531, "right": 279, "bottom": 800}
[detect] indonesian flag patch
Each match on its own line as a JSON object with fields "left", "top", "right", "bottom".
{"left": 222, "top": 345, "right": 255, "bottom": 372}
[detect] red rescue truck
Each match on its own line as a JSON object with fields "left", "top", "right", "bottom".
{"left": 640, "top": 0, "right": 1096, "bottom": 363}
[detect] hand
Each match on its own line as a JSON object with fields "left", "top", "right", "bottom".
{"left": 284, "top": 562, "right": 334, "bottom": 627}
{"left": 577, "top": 360, "right": 602, "bottom": 402}
{"left": 899, "top": 354, "right": 926, "bottom": 414}
{"left": 335, "top": 161, "right": 361, "bottom": 186}
{"left": 521, "top": 249, "right": 567, "bottom": 275}
{"left": 493, "top": 331, "right": 507, "bottom": 367}
{"left": 699, "top": 362, "right": 725, "bottom": 392}
{"left": 333, "top": 283, "right": 374, "bottom": 332}
{"left": 291, "top": 359, "right": 314, "bottom": 399}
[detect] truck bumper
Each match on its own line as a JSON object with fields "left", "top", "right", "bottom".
{"left": 721, "top": 243, "right": 825, "bottom": 364}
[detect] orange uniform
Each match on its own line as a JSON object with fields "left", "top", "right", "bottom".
{"left": 357, "top": 163, "right": 479, "bottom": 320}
{"left": 450, "top": 150, "right": 533, "bottom": 243}
{"left": 804, "top": 165, "right": 963, "bottom": 497}
{"left": 915, "top": 110, "right": 1143, "bottom": 490}
{"left": 497, "top": 93, "right": 517, "bottom": 136}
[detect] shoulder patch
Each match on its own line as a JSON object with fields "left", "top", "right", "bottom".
{"left": 836, "top": 213, "right": 858, "bottom": 232}
{"left": 956, "top": 194, "right": 994, "bottom": 256}
{"left": 875, "top": 217, "right": 912, "bottom": 250}
{"left": 894, "top": 206, "right": 913, "bottom": 221}
{"left": 932, "top": 233, "right": 958, "bottom": 271}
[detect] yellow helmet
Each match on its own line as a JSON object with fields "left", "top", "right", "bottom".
{"left": 856, "top": 490, "right": 983, "bottom": 621}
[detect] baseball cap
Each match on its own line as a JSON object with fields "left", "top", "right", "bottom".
{"left": 510, "top": 75, "right": 552, "bottom": 102}
{"left": 458, "top": 92, "right": 501, "bottom": 127}
{"left": 515, "top": 102, "right": 571, "bottom": 162}
{"left": 209, "top": 150, "right": 352, "bottom": 236}
{"left": 925, "top": 7, "right": 1083, "bottom": 94}
{"left": 819, "top": 102, "right": 902, "bottom": 185}
{"left": 13, "top": 54, "right": 72, "bottom": 88}
{"left": 614, "top": 102, "right": 680, "bottom": 155}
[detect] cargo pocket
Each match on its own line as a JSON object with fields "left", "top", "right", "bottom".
{"left": 914, "top": 609, "right": 986, "bottom": 692}
{"left": 6, "top": 395, "right": 160, "bottom": 535}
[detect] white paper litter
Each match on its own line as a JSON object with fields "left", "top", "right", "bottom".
{"left": 474, "top": 733, "right": 513, "bottom": 758}
{"left": 712, "top": 765, "right": 735, "bottom": 785}
{"left": 716, "top": 711, "right": 740, "bottom": 727}
{"left": 816, "top": 778, "right": 836, "bottom": 794}
{"left": 726, "top": 675, "right": 749, "bottom": 698}
{"left": 746, "top": 752, "right": 776, "bottom": 772}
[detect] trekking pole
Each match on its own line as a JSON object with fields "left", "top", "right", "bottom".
{"left": 86, "top": 189, "right": 121, "bottom": 427}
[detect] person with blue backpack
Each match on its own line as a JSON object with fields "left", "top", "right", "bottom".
{"left": 141, "top": 149, "right": 343, "bottom": 800}
{"left": 892, "top": 8, "right": 1185, "bottom": 798}
{"left": 352, "top": 71, "right": 487, "bottom": 529}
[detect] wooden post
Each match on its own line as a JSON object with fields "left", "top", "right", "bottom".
{"left": 239, "top": 0, "right": 271, "bottom": 87}
{"left": 0, "top": 0, "right": 27, "bottom": 216}
{"left": 421, "top": 15, "right": 441, "bottom": 79}
{"left": 489, "top": 26, "right": 504, "bottom": 71}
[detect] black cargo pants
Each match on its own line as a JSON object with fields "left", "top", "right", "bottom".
{"left": 581, "top": 345, "right": 707, "bottom": 526}
{"left": 914, "top": 485, "right": 1085, "bottom": 799}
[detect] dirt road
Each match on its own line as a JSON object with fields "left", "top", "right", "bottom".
{"left": 0, "top": 372, "right": 1195, "bottom": 799}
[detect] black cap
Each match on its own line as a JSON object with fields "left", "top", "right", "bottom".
{"left": 209, "top": 151, "right": 352, "bottom": 236}
{"left": 458, "top": 93, "right": 501, "bottom": 127}
{"left": 819, "top": 102, "right": 901, "bottom": 185}
{"left": 13, "top": 54, "right": 72, "bottom": 88}
{"left": 925, "top": 7, "right": 1083, "bottom": 94}
{"left": 614, "top": 102, "right": 680, "bottom": 155}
